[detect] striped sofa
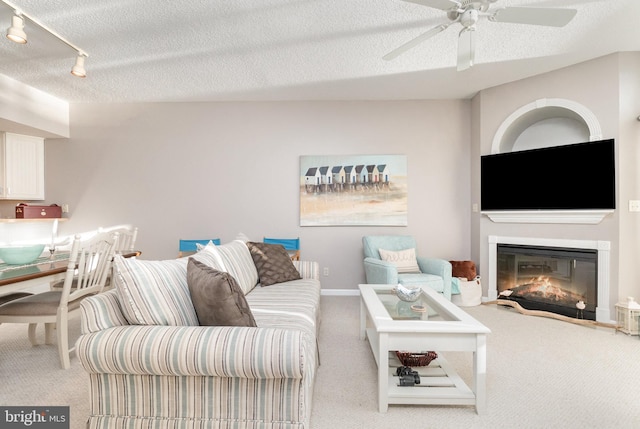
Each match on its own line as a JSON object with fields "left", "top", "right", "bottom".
{"left": 76, "top": 240, "right": 321, "bottom": 429}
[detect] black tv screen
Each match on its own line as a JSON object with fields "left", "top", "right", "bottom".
{"left": 481, "top": 139, "right": 615, "bottom": 211}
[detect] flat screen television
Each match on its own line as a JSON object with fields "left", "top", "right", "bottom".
{"left": 481, "top": 138, "right": 615, "bottom": 211}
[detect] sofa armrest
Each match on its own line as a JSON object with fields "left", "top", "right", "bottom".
{"left": 76, "top": 325, "right": 309, "bottom": 379}
{"left": 80, "top": 289, "right": 130, "bottom": 334}
{"left": 363, "top": 257, "right": 399, "bottom": 284}
{"left": 417, "top": 257, "right": 452, "bottom": 300}
{"left": 292, "top": 260, "right": 319, "bottom": 280}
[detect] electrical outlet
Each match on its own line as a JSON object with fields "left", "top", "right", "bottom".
{"left": 61, "top": 203, "right": 69, "bottom": 213}
{"left": 629, "top": 200, "right": 640, "bottom": 212}
{"left": 472, "top": 203, "right": 478, "bottom": 213}
{"left": 323, "top": 267, "right": 329, "bottom": 277}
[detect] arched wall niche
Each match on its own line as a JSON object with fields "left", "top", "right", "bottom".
{"left": 485, "top": 98, "right": 610, "bottom": 224}
{"left": 491, "top": 98, "right": 603, "bottom": 154}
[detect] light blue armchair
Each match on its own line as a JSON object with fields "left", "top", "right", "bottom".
{"left": 362, "top": 235, "right": 452, "bottom": 300}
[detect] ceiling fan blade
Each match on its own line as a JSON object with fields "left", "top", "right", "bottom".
{"left": 457, "top": 27, "right": 475, "bottom": 71}
{"left": 491, "top": 7, "right": 577, "bottom": 27}
{"left": 401, "top": 0, "right": 461, "bottom": 11}
{"left": 383, "top": 23, "right": 451, "bottom": 61}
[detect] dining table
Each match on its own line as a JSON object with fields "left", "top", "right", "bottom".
{"left": 0, "top": 251, "right": 140, "bottom": 295}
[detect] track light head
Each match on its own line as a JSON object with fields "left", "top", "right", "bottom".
{"left": 1, "top": 2, "right": 88, "bottom": 76}
{"left": 6, "top": 14, "right": 26, "bottom": 44}
{"left": 71, "top": 54, "right": 86, "bottom": 78}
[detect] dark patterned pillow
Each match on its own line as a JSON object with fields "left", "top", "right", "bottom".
{"left": 246, "top": 242, "right": 302, "bottom": 286}
{"left": 186, "top": 258, "right": 256, "bottom": 327}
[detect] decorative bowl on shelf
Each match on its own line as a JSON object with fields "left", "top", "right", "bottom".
{"left": 0, "top": 244, "right": 45, "bottom": 265}
{"left": 393, "top": 284, "right": 422, "bottom": 302}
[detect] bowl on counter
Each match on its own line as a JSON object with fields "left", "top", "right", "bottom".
{"left": 0, "top": 244, "right": 46, "bottom": 265}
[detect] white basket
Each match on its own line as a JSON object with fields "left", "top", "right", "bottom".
{"left": 452, "top": 278, "right": 482, "bottom": 307}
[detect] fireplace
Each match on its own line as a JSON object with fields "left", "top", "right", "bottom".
{"left": 488, "top": 236, "right": 611, "bottom": 323}
{"left": 497, "top": 244, "right": 597, "bottom": 320}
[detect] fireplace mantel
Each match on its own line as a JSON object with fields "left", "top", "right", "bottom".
{"left": 483, "top": 210, "right": 613, "bottom": 224}
{"left": 487, "top": 235, "right": 612, "bottom": 323}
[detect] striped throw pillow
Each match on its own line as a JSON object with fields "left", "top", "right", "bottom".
{"left": 114, "top": 255, "right": 199, "bottom": 326}
{"left": 214, "top": 240, "right": 259, "bottom": 295}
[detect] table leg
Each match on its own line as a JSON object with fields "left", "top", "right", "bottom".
{"left": 359, "top": 299, "right": 366, "bottom": 340}
{"left": 378, "top": 333, "right": 389, "bottom": 413}
{"left": 473, "top": 334, "right": 487, "bottom": 414}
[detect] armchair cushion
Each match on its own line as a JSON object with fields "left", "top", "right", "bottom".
{"left": 378, "top": 248, "right": 420, "bottom": 273}
{"left": 187, "top": 259, "right": 256, "bottom": 327}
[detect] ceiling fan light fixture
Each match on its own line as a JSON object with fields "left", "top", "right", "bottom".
{"left": 71, "top": 54, "right": 87, "bottom": 78}
{"left": 384, "top": 0, "right": 579, "bottom": 69}
{"left": 6, "top": 14, "right": 26, "bottom": 44}
{"left": 460, "top": 9, "right": 479, "bottom": 28}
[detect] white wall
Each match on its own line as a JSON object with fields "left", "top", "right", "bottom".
{"left": 617, "top": 52, "right": 640, "bottom": 301}
{"left": 36, "top": 100, "right": 471, "bottom": 291}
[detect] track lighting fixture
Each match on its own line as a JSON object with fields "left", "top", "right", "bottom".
{"left": 71, "top": 54, "right": 86, "bottom": 78}
{"left": 1, "top": 0, "right": 89, "bottom": 77}
{"left": 6, "top": 14, "right": 26, "bottom": 44}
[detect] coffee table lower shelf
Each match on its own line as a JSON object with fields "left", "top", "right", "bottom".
{"left": 359, "top": 284, "right": 489, "bottom": 414}
{"left": 386, "top": 354, "right": 476, "bottom": 407}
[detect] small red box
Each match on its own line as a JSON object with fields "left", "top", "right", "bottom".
{"left": 15, "top": 203, "right": 62, "bottom": 219}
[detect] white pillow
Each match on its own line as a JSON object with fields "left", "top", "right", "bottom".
{"left": 196, "top": 241, "right": 227, "bottom": 271}
{"left": 378, "top": 248, "right": 421, "bottom": 273}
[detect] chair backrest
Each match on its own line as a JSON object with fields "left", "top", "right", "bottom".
{"left": 362, "top": 235, "right": 417, "bottom": 260}
{"left": 99, "top": 224, "right": 138, "bottom": 253}
{"left": 63, "top": 231, "right": 119, "bottom": 302}
{"left": 178, "top": 238, "right": 221, "bottom": 257}
{"left": 263, "top": 237, "right": 300, "bottom": 260}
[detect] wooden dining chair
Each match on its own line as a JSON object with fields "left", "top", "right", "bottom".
{"left": 0, "top": 230, "right": 119, "bottom": 369}
{"left": 0, "top": 292, "right": 33, "bottom": 306}
{"left": 99, "top": 224, "right": 138, "bottom": 254}
{"left": 51, "top": 225, "right": 137, "bottom": 292}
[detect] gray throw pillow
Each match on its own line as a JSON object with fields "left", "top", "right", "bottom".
{"left": 246, "top": 242, "right": 302, "bottom": 286}
{"left": 187, "top": 258, "right": 256, "bottom": 327}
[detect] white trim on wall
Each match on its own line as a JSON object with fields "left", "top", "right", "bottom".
{"left": 490, "top": 98, "right": 603, "bottom": 154}
{"left": 321, "top": 289, "right": 360, "bottom": 296}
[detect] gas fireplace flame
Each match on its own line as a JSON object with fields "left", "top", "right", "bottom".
{"left": 504, "top": 276, "right": 587, "bottom": 306}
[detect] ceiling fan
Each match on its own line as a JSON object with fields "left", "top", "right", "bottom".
{"left": 384, "top": 0, "right": 577, "bottom": 71}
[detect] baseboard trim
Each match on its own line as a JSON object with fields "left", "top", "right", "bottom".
{"left": 320, "top": 289, "right": 360, "bottom": 296}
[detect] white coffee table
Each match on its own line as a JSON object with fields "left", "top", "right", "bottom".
{"left": 359, "top": 284, "right": 491, "bottom": 414}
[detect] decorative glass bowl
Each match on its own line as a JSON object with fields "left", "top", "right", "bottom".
{"left": 393, "top": 284, "right": 422, "bottom": 302}
{"left": 0, "top": 244, "right": 45, "bottom": 265}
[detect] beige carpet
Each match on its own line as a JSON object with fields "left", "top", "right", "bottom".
{"left": 1, "top": 296, "right": 640, "bottom": 429}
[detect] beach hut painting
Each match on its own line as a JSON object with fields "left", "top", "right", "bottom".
{"left": 300, "top": 155, "right": 407, "bottom": 226}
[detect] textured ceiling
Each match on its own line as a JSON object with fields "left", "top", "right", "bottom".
{"left": 0, "top": 0, "right": 638, "bottom": 103}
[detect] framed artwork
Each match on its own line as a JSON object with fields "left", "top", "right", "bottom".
{"left": 300, "top": 155, "right": 407, "bottom": 226}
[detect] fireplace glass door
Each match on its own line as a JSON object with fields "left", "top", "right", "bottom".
{"left": 497, "top": 244, "right": 597, "bottom": 320}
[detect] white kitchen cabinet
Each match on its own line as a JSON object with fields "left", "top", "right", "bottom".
{"left": 0, "top": 132, "right": 45, "bottom": 200}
